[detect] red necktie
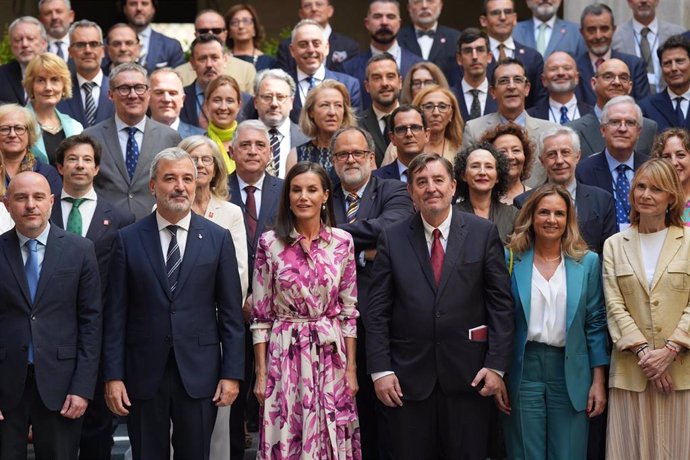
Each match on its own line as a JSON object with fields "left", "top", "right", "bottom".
{"left": 431, "top": 228, "right": 444, "bottom": 285}
{"left": 244, "top": 185, "right": 257, "bottom": 242}
{"left": 595, "top": 58, "right": 605, "bottom": 70}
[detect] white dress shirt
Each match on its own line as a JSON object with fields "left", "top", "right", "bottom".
{"left": 237, "top": 173, "right": 266, "bottom": 218}
{"left": 461, "top": 78, "right": 489, "bottom": 117}
{"left": 548, "top": 96, "right": 579, "bottom": 124}
{"left": 48, "top": 36, "right": 70, "bottom": 60}
{"left": 414, "top": 22, "right": 437, "bottom": 60}
{"left": 489, "top": 36, "right": 516, "bottom": 61}
{"left": 115, "top": 115, "right": 147, "bottom": 163}
{"left": 632, "top": 17, "right": 660, "bottom": 90}
{"left": 667, "top": 86, "right": 690, "bottom": 118}
{"left": 76, "top": 70, "right": 104, "bottom": 113}
{"left": 296, "top": 65, "right": 326, "bottom": 104}
{"left": 156, "top": 211, "right": 191, "bottom": 262}
{"left": 60, "top": 188, "right": 98, "bottom": 237}
{"left": 528, "top": 258, "right": 567, "bottom": 347}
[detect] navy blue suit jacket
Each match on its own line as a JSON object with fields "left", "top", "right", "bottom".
{"left": 277, "top": 31, "right": 360, "bottom": 73}
{"left": 340, "top": 47, "right": 422, "bottom": 109}
{"left": 575, "top": 150, "right": 649, "bottom": 196}
{"left": 397, "top": 25, "right": 461, "bottom": 81}
{"left": 514, "top": 182, "right": 616, "bottom": 255}
{"left": 103, "top": 212, "right": 245, "bottom": 400}
{"left": 0, "top": 60, "right": 25, "bottom": 105}
{"left": 0, "top": 226, "right": 101, "bottom": 411}
{"left": 51, "top": 196, "right": 135, "bottom": 295}
{"left": 102, "top": 30, "right": 184, "bottom": 74}
{"left": 574, "top": 51, "right": 651, "bottom": 106}
{"left": 288, "top": 69, "right": 362, "bottom": 123}
{"left": 57, "top": 73, "right": 115, "bottom": 128}
{"left": 452, "top": 81, "right": 498, "bottom": 121}
{"left": 526, "top": 100, "right": 594, "bottom": 122}
{"left": 372, "top": 162, "right": 403, "bottom": 181}
{"left": 358, "top": 107, "right": 390, "bottom": 166}
{"left": 639, "top": 91, "right": 690, "bottom": 132}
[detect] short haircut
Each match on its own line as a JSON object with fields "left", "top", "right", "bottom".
{"left": 580, "top": 3, "right": 614, "bottom": 28}
{"left": 177, "top": 135, "right": 229, "bottom": 200}
{"left": 457, "top": 27, "right": 489, "bottom": 52}
{"left": 407, "top": 152, "right": 454, "bottom": 185}
{"left": 107, "top": 23, "right": 139, "bottom": 42}
{"left": 400, "top": 61, "right": 449, "bottom": 105}
{"left": 657, "top": 34, "right": 690, "bottom": 62}
{"left": 629, "top": 158, "right": 684, "bottom": 227}
{"left": 120, "top": 0, "right": 158, "bottom": 10}
{"left": 149, "top": 67, "right": 183, "bottom": 84}
{"left": 108, "top": 62, "right": 149, "bottom": 89}
{"left": 299, "top": 79, "right": 357, "bottom": 138}
{"left": 149, "top": 147, "right": 196, "bottom": 181}
{"left": 329, "top": 126, "right": 376, "bottom": 154}
{"left": 9, "top": 17, "right": 47, "bottom": 42}
{"left": 291, "top": 19, "right": 325, "bottom": 43}
{"left": 539, "top": 126, "right": 581, "bottom": 156}
{"left": 190, "top": 33, "right": 225, "bottom": 57}
{"left": 254, "top": 68, "right": 297, "bottom": 97}
{"left": 388, "top": 104, "right": 427, "bottom": 134}
{"left": 367, "top": 0, "right": 401, "bottom": 16}
{"left": 600, "top": 95, "right": 642, "bottom": 126}
{"left": 0, "top": 103, "right": 40, "bottom": 150}
{"left": 491, "top": 57, "right": 528, "bottom": 87}
{"left": 482, "top": 0, "right": 514, "bottom": 15}
{"left": 68, "top": 19, "right": 103, "bottom": 43}
{"left": 38, "top": 0, "right": 72, "bottom": 8}
{"left": 481, "top": 124, "right": 535, "bottom": 182}
{"left": 365, "top": 52, "right": 399, "bottom": 80}
{"left": 453, "top": 142, "right": 510, "bottom": 202}
{"left": 55, "top": 133, "right": 102, "bottom": 166}
{"left": 23, "top": 52, "right": 73, "bottom": 99}
{"left": 231, "top": 119, "right": 270, "bottom": 151}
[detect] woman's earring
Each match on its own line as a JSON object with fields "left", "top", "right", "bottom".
{"left": 322, "top": 203, "right": 326, "bottom": 211}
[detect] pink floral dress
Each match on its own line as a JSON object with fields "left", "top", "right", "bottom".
{"left": 251, "top": 227, "right": 361, "bottom": 459}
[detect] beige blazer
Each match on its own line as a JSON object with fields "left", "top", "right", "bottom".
{"left": 174, "top": 55, "right": 256, "bottom": 94}
{"left": 603, "top": 225, "right": 690, "bottom": 391}
{"left": 204, "top": 196, "right": 249, "bottom": 301}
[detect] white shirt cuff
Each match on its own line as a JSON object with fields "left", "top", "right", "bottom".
{"left": 371, "top": 371, "right": 394, "bottom": 382}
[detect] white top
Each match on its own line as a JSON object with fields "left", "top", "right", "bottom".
{"left": 156, "top": 211, "right": 191, "bottom": 262}
{"left": 60, "top": 188, "right": 98, "bottom": 237}
{"left": 528, "top": 257, "right": 567, "bottom": 347}
{"left": 76, "top": 70, "right": 104, "bottom": 113}
{"left": 0, "top": 204, "right": 14, "bottom": 234}
{"left": 639, "top": 227, "right": 669, "bottom": 288}
{"left": 461, "top": 78, "right": 489, "bottom": 118}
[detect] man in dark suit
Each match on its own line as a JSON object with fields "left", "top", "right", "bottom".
{"left": 58, "top": 20, "right": 115, "bottom": 128}
{"left": 639, "top": 34, "right": 690, "bottom": 132}
{"left": 528, "top": 51, "right": 593, "bottom": 123}
{"left": 149, "top": 68, "right": 205, "bottom": 139}
{"left": 103, "top": 23, "right": 141, "bottom": 74}
{"left": 373, "top": 105, "right": 430, "bottom": 182}
{"left": 567, "top": 59, "right": 658, "bottom": 158}
{"left": 451, "top": 28, "right": 497, "bottom": 122}
{"left": 0, "top": 17, "right": 47, "bottom": 105}
{"left": 340, "top": 0, "right": 422, "bottom": 109}
{"left": 331, "top": 126, "right": 414, "bottom": 460}
{"left": 288, "top": 19, "right": 362, "bottom": 123}
{"left": 359, "top": 53, "right": 402, "bottom": 166}
{"left": 514, "top": 126, "right": 615, "bottom": 255}
{"left": 84, "top": 62, "right": 182, "bottom": 220}
{"left": 38, "top": 0, "right": 74, "bottom": 62}
{"left": 366, "top": 153, "right": 514, "bottom": 460}
{"left": 576, "top": 95, "right": 649, "bottom": 232}
{"left": 397, "top": 0, "right": 460, "bottom": 80}
{"left": 51, "top": 134, "right": 134, "bottom": 460}
{"left": 103, "top": 148, "right": 244, "bottom": 460}
{"left": 0, "top": 172, "right": 102, "bottom": 459}
{"left": 575, "top": 3, "right": 650, "bottom": 106}
{"left": 276, "top": 0, "right": 359, "bottom": 73}
{"left": 119, "top": 0, "right": 185, "bottom": 73}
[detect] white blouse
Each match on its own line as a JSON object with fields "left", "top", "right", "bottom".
{"left": 528, "top": 258, "right": 567, "bottom": 347}
{"left": 639, "top": 228, "right": 669, "bottom": 288}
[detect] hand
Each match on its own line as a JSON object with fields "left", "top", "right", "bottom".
{"left": 363, "top": 249, "right": 377, "bottom": 262}
{"left": 213, "top": 379, "right": 240, "bottom": 407}
{"left": 61, "top": 394, "right": 88, "bottom": 419}
{"left": 242, "top": 295, "right": 253, "bottom": 323}
{"left": 0, "top": 409, "right": 4, "bottom": 421}
{"left": 254, "top": 371, "right": 267, "bottom": 406}
{"left": 586, "top": 380, "right": 607, "bottom": 418}
{"left": 652, "top": 371, "right": 674, "bottom": 394}
{"left": 374, "top": 374, "right": 403, "bottom": 407}
{"left": 639, "top": 348, "right": 675, "bottom": 380}
{"left": 494, "top": 379, "right": 511, "bottom": 415}
{"left": 105, "top": 380, "right": 131, "bottom": 416}
{"left": 345, "top": 366, "right": 358, "bottom": 397}
{"left": 472, "top": 368, "right": 503, "bottom": 397}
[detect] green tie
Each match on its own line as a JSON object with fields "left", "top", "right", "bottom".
{"left": 64, "top": 197, "right": 87, "bottom": 235}
{"left": 536, "top": 22, "right": 548, "bottom": 55}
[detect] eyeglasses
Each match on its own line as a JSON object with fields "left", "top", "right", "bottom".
{"left": 460, "top": 46, "right": 488, "bottom": 55}
{"left": 113, "top": 84, "right": 150, "bottom": 96}
{"left": 333, "top": 150, "right": 370, "bottom": 161}
{"left": 421, "top": 102, "right": 451, "bottom": 113}
{"left": 196, "top": 28, "right": 226, "bottom": 35}
{"left": 487, "top": 8, "right": 515, "bottom": 17}
{"left": 604, "top": 119, "right": 639, "bottom": 129}
{"left": 257, "top": 93, "right": 290, "bottom": 104}
{"left": 191, "top": 155, "right": 214, "bottom": 166}
{"left": 71, "top": 41, "right": 103, "bottom": 50}
{"left": 392, "top": 124, "right": 424, "bottom": 136}
{"left": 109, "top": 40, "right": 138, "bottom": 47}
{"left": 411, "top": 79, "right": 436, "bottom": 89}
{"left": 0, "top": 125, "right": 27, "bottom": 136}
{"left": 229, "top": 18, "right": 253, "bottom": 28}
{"left": 543, "top": 150, "right": 576, "bottom": 161}
{"left": 495, "top": 76, "right": 527, "bottom": 86}
{"left": 596, "top": 72, "right": 631, "bottom": 84}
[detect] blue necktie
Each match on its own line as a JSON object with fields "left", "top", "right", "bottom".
{"left": 675, "top": 97, "right": 685, "bottom": 127}
{"left": 24, "top": 239, "right": 40, "bottom": 363}
{"left": 559, "top": 106, "right": 570, "bottom": 125}
{"left": 308, "top": 76, "right": 316, "bottom": 92}
{"left": 125, "top": 127, "right": 139, "bottom": 180}
{"left": 615, "top": 164, "right": 631, "bottom": 224}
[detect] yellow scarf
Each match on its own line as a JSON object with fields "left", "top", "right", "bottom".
{"left": 207, "top": 120, "right": 237, "bottom": 174}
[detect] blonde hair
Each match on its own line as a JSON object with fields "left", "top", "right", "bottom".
{"left": 23, "top": 53, "right": 73, "bottom": 100}
{"left": 508, "top": 184, "right": 588, "bottom": 260}
{"left": 0, "top": 103, "right": 40, "bottom": 151}
{"left": 411, "top": 84, "right": 464, "bottom": 148}
{"left": 177, "top": 135, "right": 230, "bottom": 200}
{"left": 299, "top": 79, "right": 357, "bottom": 138}
{"left": 629, "top": 158, "right": 684, "bottom": 228}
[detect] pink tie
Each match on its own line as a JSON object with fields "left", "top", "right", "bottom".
{"left": 431, "top": 228, "right": 444, "bottom": 285}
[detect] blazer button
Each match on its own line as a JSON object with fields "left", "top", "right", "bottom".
{"left": 128, "top": 193, "right": 134, "bottom": 199}
{"left": 30, "top": 315, "right": 36, "bottom": 321}
{"left": 652, "top": 300, "right": 659, "bottom": 306}
{"left": 435, "top": 312, "right": 441, "bottom": 318}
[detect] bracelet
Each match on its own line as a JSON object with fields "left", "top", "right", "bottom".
{"left": 634, "top": 343, "right": 649, "bottom": 355}
{"left": 665, "top": 340, "right": 681, "bottom": 354}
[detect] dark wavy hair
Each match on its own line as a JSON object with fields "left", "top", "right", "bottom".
{"left": 454, "top": 142, "right": 510, "bottom": 202}
{"left": 481, "top": 123, "right": 535, "bottom": 182}
{"left": 224, "top": 3, "right": 266, "bottom": 49}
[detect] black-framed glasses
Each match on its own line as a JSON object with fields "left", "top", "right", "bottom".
{"left": 114, "top": 84, "right": 150, "bottom": 96}
{"left": 0, "top": 125, "right": 27, "bottom": 136}
{"left": 196, "top": 28, "right": 226, "bottom": 35}
{"left": 421, "top": 102, "right": 451, "bottom": 113}
{"left": 229, "top": 18, "right": 253, "bottom": 28}
{"left": 333, "top": 150, "right": 370, "bottom": 161}
{"left": 71, "top": 41, "right": 103, "bottom": 50}
{"left": 487, "top": 8, "right": 515, "bottom": 17}
{"left": 393, "top": 124, "right": 424, "bottom": 136}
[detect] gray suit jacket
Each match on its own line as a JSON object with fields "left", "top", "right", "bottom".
{"left": 566, "top": 113, "right": 658, "bottom": 159}
{"left": 289, "top": 122, "right": 309, "bottom": 149}
{"left": 513, "top": 18, "right": 587, "bottom": 58}
{"left": 85, "top": 117, "right": 182, "bottom": 220}
{"left": 612, "top": 19, "right": 686, "bottom": 57}
{"left": 462, "top": 112, "right": 558, "bottom": 187}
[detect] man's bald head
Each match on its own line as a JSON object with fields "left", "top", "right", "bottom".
{"left": 591, "top": 58, "right": 632, "bottom": 108}
{"left": 4, "top": 172, "right": 54, "bottom": 238}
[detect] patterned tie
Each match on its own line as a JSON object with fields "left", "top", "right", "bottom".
{"left": 675, "top": 97, "right": 685, "bottom": 127}
{"left": 125, "top": 127, "right": 139, "bottom": 180}
{"left": 615, "top": 164, "right": 631, "bottom": 224}
{"left": 82, "top": 82, "right": 97, "bottom": 127}
{"left": 25, "top": 239, "right": 40, "bottom": 363}
{"left": 55, "top": 40, "right": 64, "bottom": 60}
{"left": 268, "top": 128, "right": 281, "bottom": 176}
{"left": 166, "top": 225, "right": 181, "bottom": 294}
{"left": 244, "top": 185, "right": 258, "bottom": 242}
{"left": 430, "top": 228, "right": 444, "bottom": 286}
{"left": 559, "top": 106, "right": 570, "bottom": 125}
{"left": 640, "top": 27, "right": 654, "bottom": 75}
{"left": 497, "top": 43, "right": 507, "bottom": 62}
{"left": 536, "top": 22, "right": 548, "bottom": 55}
{"left": 307, "top": 76, "right": 316, "bottom": 92}
{"left": 469, "top": 89, "right": 481, "bottom": 119}
{"left": 64, "top": 197, "right": 87, "bottom": 235}
{"left": 345, "top": 192, "right": 359, "bottom": 224}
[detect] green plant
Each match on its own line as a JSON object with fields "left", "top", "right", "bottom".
{"left": 0, "top": 26, "right": 14, "bottom": 65}
{"left": 261, "top": 26, "right": 292, "bottom": 57}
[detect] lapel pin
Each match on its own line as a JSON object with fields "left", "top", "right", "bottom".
{"left": 103, "top": 219, "right": 110, "bottom": 226}
{"left": 198, "top": 234, "right": 203, "bottom": 239}
{"left": 440, "top": 37, "right": 446, "bottom": 44}
{"left": 519, "top": 49, "right": 525, "bottom": 55}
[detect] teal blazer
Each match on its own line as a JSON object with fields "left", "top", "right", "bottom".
{"left": 506, "top": 248, "right": 609, "bottom": 412}
{"left": 28, "top": 105, "right": 84, "bottom": 164}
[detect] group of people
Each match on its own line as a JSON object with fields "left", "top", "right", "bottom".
{"left": 1, "top": 0, "right": 690, "bottom": 460}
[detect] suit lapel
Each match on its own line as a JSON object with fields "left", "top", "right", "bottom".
{"left": 407, "top": 214, "right": 437, "bottom": 291}
{"left": 174, "top": 214, "right": 203, "bottom": 296}
{"left": 622, "top": 230, "right": 649, "bottom": 296}
{"left": 256, "top": 175, "right": 280, "bottom": 248}
{"left": 34, "top": 227, "right": 65, "bottom": 306}
{"left": 136, "top": 118, "right": 158, "bottom": 182}
{"left": 140, "top": 214, "right": 171, "bottom": 299}
{"left": 593, "top": 153, "right": 614, "bottom": 195}
{"left": 85, "top": 200, "right": 110, "bottom": 241}
{"left": 564, "top": 257, "right": 584, "bottom": 331}
{"left": 102, "top": 119, "right": 130, "bottom": 182}
{"left": 513, "top": 250, "right": 533, "bottom": 325}
{"left": 650, "top": 226, "right": 684, "bottom": 292}
{"left": 51, "top": 199, "right": 64, "bottom": 229}
{"left": 1, "top": 232, "right": 33, "bottom": 308}
{"left": 333, "top": 186, "right": 347, "bottom": 225}
{"left": 436, "top": 211, "right": 466, "bottom": 297}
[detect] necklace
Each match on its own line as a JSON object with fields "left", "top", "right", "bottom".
{"left": 38, "top": 121, "right": 61, "bottom": 134}
{"left": 536, "top": 253, "right": 561, "bottom": 262}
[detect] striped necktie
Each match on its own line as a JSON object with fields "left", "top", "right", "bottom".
{"left": 82, "top": 81, "right": 97, "bottom": 127}
{"left": 269, "top": 128, "right": 281, "bottom": 175}
{"left": 166, "top": 225, "right": 181, "bottom": 294}
{"left": 346, "top": 192, "right": 359, "bottom": 223}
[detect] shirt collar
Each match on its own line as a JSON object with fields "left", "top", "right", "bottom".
{"left": 156, "top": 211, "right": 191, "bottom": 232}
{"left": 61, "top": 187, "right": 97, "bottom": 201}
{"left": 565, "top": 178, "right": 577, "bottom": 200}
{"left": 421, "top": 207, "right": 452, "bottom": 241}
{"left": 297, "top": 65, "right": 326, "bottom": 81}
{"left": 461, "top": 78, "right": 489, "bottom": 93}
{"left": 138, "top": 25, "right": 152, "bottom": 39}
{"left": 288, "top": 224, "right": 332, "bottom": 246}
{"left": 115, "top": 114, "right": 147, "bottom": 133}
{"left": 594, "top": 104, "right": 603, "bottom": 121}
{"left": 499, "top": 111, "right": 527, "bottom": 126}
{"left": 589, "top": 50, "right": 612, "bottom": 67}
{"left": 632, "top": 17, "right": 658, "bottom": 35}
{"left": 604, "top": 148, "right": 635, "bottom": 173}
{"left": 396, "top": 159, "right": 408, "bottom": 178}
{"left": 170, "top": 118, "right": 180, "bottom": 130}
{"left": 237, "top": 172, "right": 266, "bottom": 191}
{"left": 17, "top": 222, "right": 51, "bottom": 247}
{"left": 76, "top": 69, "right": 104, "bottom": 87}
{"left": 533, "top": 16, "right": 556, "bottom": 30}
{"left": 372, "top": 103, "right": 397, "bottom": 120}
{"left": 323, "top": 24, "right": 332, "bottom": 40}
{"left": 414, "top": 22, "right": 438, "bottom": 33}
{"left": 667, "top": 86, "right": 690, "bottom": 100}
{"left": 549, "top": 96, "right": 577, "bottom": 111}
{"left": 342, "top": 179, "right": 369, "bottom": 198}
{"left": 48, "top": 35, "right": 69, "bottom": 45}
{"left": 489, "top": 36, "right": 515, "bottom": 52}
{"left": 371, "top": 41, "right": 401, "bottom": 57}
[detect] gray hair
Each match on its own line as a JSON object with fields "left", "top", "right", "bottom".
{"left": 149, "top": 147, "right": 197, "bottom": 180}
{"left": 291, "top": 19, "right": 326, "bottom": 43}
{"left": 329, "top": 126, "right": 375, "bottom": 154}
{"left": 254, "top": 68, "right": 297, "bottom": 97}
{"left": 601, "top": 95, "right": 643, "bottom": 126}
{"left": 150, "top": 67, "right": 183, "bottom": 84}
{"left": 232, "top": 120, "right": 270, "bottom": 150}
{"left": 9, "top": 16, "right": 48, "bottom": 42}
{"left": 539, "top": 126, "right": 581, "bottom": 156}
{"left": 109, "top": 62, "right": 149, "bottom": 89}
{"left": 68, "top": 19, "right": 103, "bottom": 43}
{"left": 38, "top": 0, "right": 71, "bottom": 9}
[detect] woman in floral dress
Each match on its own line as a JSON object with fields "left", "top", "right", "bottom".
{"left": 251, "top": 161, "right": 361, "bottom": 459}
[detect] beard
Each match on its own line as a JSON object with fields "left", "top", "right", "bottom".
{"left": 533, "top": 4, "right": 557, "bottom": 21}
{"left": 372, "top": 28, "right": 397, "bottom": 46}
{"left": 547, "top": 80, "right": 577, "bottom": 93}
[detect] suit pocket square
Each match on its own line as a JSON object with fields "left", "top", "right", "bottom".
{"left": 468, "top": 325, "right": 488, "bottom": 342}
{"left": 155, "top": 62, "right": 169, "bottom": 68}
